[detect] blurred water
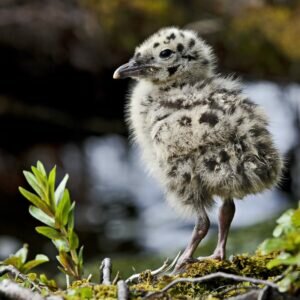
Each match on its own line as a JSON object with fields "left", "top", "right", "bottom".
{"left": 74, "top": 81, "right": 298, "bottom": 253}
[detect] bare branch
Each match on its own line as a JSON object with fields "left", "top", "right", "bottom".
{"left": 100, "top": 258, "right": 112, "bottom": 285}
{"left": 0, "top": 265, "right": 41, "bottom": 292}
{"left": 0, "top": 279, "right": 44, "bottom": 300}
{"left": 117, "top": 280, "right": 129, "bottom": 300}
{"left": 144, "top": 272, "right": 278, "bottom": 299}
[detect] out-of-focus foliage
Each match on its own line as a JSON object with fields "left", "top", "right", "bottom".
{"left": 260, "top": 203, "right": 300, "bottom": 293}
{"left": 19, "top": 162, "right": 83, "bottom": 280}
{"left": 81, "top": 0, "right": 186, "bottom": 58}
{"left": 225, "top": 5, "right": 300, "bottom": 79}
{"left": 80, "top": 0, "right": 300, "bottom": 81}
{"left": 1, "top": 244, "right": 48, "bottom": 274}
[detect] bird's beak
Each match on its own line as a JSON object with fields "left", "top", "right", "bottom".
{"left": 113, "top": 60, "right": 154, "bottom": 79}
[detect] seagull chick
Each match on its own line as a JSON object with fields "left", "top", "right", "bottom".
{"left": 113, "top": 27, "right": 283, "bottom": 271}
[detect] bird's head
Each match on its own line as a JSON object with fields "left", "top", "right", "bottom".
{"left": 113, "top": 27, "right": 216, "bottom": 84}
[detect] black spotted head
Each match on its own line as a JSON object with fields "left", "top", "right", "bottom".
{"left": 113, "top": 27, "right": 216, "bottom": 84}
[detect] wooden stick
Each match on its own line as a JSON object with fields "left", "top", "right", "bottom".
{"left": 144, "top": 272, "right": 278, "bottom": 299}
{"left": 117, "top": 280, "right": 129, "bottom": 300}
{"left": 100, "top": 258, "right": 112, "bottom": 285}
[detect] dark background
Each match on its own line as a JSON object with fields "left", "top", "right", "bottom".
{"left": 0, "top": 0, "right": 299, "bottom": 275}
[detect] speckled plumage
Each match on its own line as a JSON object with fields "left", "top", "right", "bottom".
{"left": 114, "top": 27, "right": 283, "bottom": 269}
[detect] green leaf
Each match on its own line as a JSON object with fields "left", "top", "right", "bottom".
{"left": 270, "top": 253, "right": 300, "bottom": 268}
{"left": 273, "top": 224, "right": 284, "bottom": 238}
{"left": 36, "top": 226, "right": 61, "bottom": 240}
{"left": 68, "top": 202, "right": 76, "bottom": 232}
{"left": 22, "top": 254, "right": 49, "bottom": 273}
{"left": 29, "top": 206, "right": 55, "bottom": 228}
{"left": 277, "top": 209, "right": 294, "bottom": 225}
{"left": 15, "top": 244, "right": 28, "bottom": 264}
{"left": 292, "top": 209, "right": 300, "bottom": 227}
{"left": 69, "top": 231, "right": 79, "bottom": 250}
{"left": 39, "top": 274, "right": 57, "bottom": 289}
{"left": 31, "top": 166, "right": 47, "bottom": 187}
{"left": 48, "top": 166, "right": 56, "bottom": 209}
{"left": 259, "top": 238, "right": 288, "bottom": 254}
{"left": 55, "top": 174, "right": 69, "bottom": 204}
{"left": 78, "top": 246, "right": 84, "bottom": 269}
{"left": 19, "top": 187, "right": 52, "bottom": 216}
{"left": 23, "top": 171, "right": 45, "bottom": 199}
{"left": 2, "top": 256, "right": 23, "bottom": 269}
{"left": 273, "top": 209, "right": 295, "bottom": 237}
{"left": 56, "top": 252, "right": 75, "bottom": 277}
{"left": 55, "top": 190, "right": 71, "bottom": 227}
{"left": 278, "top": 271, "right": 300, "bottom": 292}
{"left": 52, "top": 239, "right": 70, "bottom": 252}
{"left": 27, "top": 273, "right": 37, "bottom": 281}
{"left": 37, "top": 161, "right": 47, "bottom": 176}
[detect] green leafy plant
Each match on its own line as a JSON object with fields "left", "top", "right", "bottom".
{"left": 1, "top": 244, "right": 48, "bottom": 274}
{"left": 260, "top": 203, "right": 300, "bottom": 292}
{"left": 19, "top": 161, "right": 83, "bottom": 280}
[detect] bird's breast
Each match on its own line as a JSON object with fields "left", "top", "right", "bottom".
{"left": 149, "top": 104, "right": 227, "bottom": 158}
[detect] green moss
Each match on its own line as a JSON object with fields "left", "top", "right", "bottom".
{"left": 93, "top": 285, "right": 117, "bottom": 300}
{"left": 128, "top": 253, "right": 284, "bottom": 300}
{"left": 63, "top": 280, "right": 117, "bottom": 300}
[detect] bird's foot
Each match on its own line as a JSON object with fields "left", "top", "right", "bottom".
{"left": 197, "top": 251, "right": 225, "bottom": 261}
{"left": 173, "top": 257, "right": 198, "bottom": 274}
{"left": 173, "top": 251, "right": 225, "bottom": 274}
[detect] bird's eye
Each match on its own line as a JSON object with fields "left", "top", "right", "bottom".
{"left": 159, "top": 49, "right": 173, "bottom": 59}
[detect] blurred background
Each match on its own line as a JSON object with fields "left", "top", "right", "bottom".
{"left": 0, "top": 0, "right": 299, "bottom": 277}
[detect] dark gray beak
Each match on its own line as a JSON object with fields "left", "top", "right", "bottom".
{"left": 113, "top": 60, "right": 154, "bottom": 79}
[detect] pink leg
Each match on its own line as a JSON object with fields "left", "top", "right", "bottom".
{"left": 199, "top": 198, "right": 235, "bottom": 260}
{"left": 175, "top": 208, "right": 210, "bottom": 271}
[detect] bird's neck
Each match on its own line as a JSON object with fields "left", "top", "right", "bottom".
{"left": 153, "top": 67, "right": 214, "bottom": 89}
{"left": 154, "top": 74, "right": 211, "bottom": 90}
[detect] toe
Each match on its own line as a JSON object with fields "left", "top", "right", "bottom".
{"left": 173, "top": 257, "right": 198, "bottom": 274}
{"left": 197, "top": 254, "right": 223, "bottom": 260}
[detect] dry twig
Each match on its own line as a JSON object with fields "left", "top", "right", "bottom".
{"left": 112, "top": 271, "right": 120, "bottom": 285}
{"left": 100, "top": 258, "right": 112, "bottom": 285}
{"left": 117, "top": 280, "right": 129, "bottom": 300}
{"left": 126, "top": 252, "right": 181, "bottom": 283}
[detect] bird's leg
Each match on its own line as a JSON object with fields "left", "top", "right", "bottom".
{"left": 175, "top": 208, "right": 210, "bottom": 271}
{"left": 200, "top": 198, "right": 235, "bottom": 260}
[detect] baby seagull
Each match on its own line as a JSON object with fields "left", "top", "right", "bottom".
{"left": 113, "top": 27, "right": 283, "bottom": 271}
